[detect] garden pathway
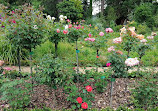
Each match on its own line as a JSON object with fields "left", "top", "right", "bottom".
{"left": 3, "top": 66, "right": 158, "bottom": 73}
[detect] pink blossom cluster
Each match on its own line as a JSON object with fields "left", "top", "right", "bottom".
{"left": 125, "top": 58, "right": 139, "bottom": 67}
{"left": 147, "top": 36, "right": 154, "bottom": 40}
{"left": 113, "top": 37, "right": 122, "bottom": 44}
{"left": 85, "top": 38, "right": 95, "bottom": 42}
{"left": 140, "top": 39, "right": 147, "bottom": 43}
{"left": 107, "top": 46, "right": 115, "bottom": 52}
{"left": 105, "top": 28, "right": 113, "bottom": 33}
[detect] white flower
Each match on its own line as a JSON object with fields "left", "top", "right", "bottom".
{"left": 64, "top": 16, "right": 67, "bottom": 19}
{"left": 33, "top": 25, "right": 38, "bottom": 29}
{"left": 120, "top": 27, "right": 126, "bottom": 34}
{"left": 52, "top": 17, "right": 55, "bottom": 21}
{"left": 65, "top": 25, "right": 68, "bottom": 29}
{"left": 47, "top": 15, "right": 51, "bottom": 20}
{"left": 59, "top": 15, "right": 64, "bottom": 19}
{"left": 128, "top": 27, "right": 135, "bottom": 32}
{"left": 140, "top": 39, "right": 147, "bottom": 43}
{"left": 125, "top": 58, "right": 139, "bottom": 67}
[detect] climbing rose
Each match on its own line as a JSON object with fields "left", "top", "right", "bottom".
{"left": 106, "top": 63, "right": 111, "bottom": 67}
{"left": 113, "top": 37, "right": 122, "bottom": 43}
{"left": 99, "top": 32, "right": 104, "bottom": 36}
{"left": 105, "top": 28, "right": 113, "bottom": 33}
{"left": 86, "top": 85, "right": 92, "bottom": 92}
{"left": 81, "top": 102, "right": 88, "bottom": 109}
{"left": 76, "top": 97, "right": 82, "bottom": 104}
{"left": 125, "top": 58, "right": 139, "bottom": 67}
{"left": 108, "top": 46, "right": 115, "bottom": 52}
{"left": 57, "top": 29, "right": 60, "bottom": 33}
{"left": 63, "top": 30, "right": 68, "bottom": 34}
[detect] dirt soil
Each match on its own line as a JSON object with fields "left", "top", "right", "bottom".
{"left": 0, "top": 78, "right": 135, "bottom": 110}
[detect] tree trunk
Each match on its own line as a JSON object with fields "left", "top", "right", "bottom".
{"left": 89, "top": 0, "right": 92, "bottom": 18}
{"left": 55, "top": 41, "right": 58, "bottom": 58}
{"left": 101, "top": 0, "right": 104, "bottom": 17}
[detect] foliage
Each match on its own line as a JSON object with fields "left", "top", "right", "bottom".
{"left": 4, "top": 4, "right": 45, "bottom": 50}
{"left": 131, "top": 72, "right": 158, "bottom": 108}
{"left": 134, "top": 3, "right": 154, "bottom": 28}
{"left": 34, "top": 54, "right": 70, "bottom": 88}
{"left": 57, "top": 0, "right": 83, "bottom": 22}
{"left": 108, "top": 52, "right": 127, "bottom": 77}
{"left": 0, "top": 78, "right": 32, "bottom": 109}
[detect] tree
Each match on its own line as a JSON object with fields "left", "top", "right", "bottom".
{"left": 57, "top": 0, "right": 83, "bottom": 21}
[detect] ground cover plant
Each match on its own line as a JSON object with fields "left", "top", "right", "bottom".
{"left": 0, "top": 2, "right": 158, "bottom": 111}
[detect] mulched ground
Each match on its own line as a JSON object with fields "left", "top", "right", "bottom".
{"left": 0, "top": 78, "right": 136, "bottom": 110}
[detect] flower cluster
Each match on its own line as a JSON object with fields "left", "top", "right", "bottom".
{"left": 125, "top": 58, "right": 139, "bottom": 67}
{"left": 106, "top": 63, "right": 111, "bottom": 67}
{"left": 107, "top": 46, "right": 115, "bottom": 52}
{"left": 147, "top": 36, "right": 154, "bottom": 40}
{"left": 113, "top": 37, "right": 122, "bottom": 43}
{"left": 85, "top": 38, "right": 95, "bottom": 42}
{"left": 76, "top": 86, "right": 92, "bottom": 109}
{"left": 136, "top": 34, "right": 144, "bottom": 40}
{"left": 59, "top": 15, "right": 67, "bottom": 21}
{"left": 46, "top": 15, "right": 55, "bottom": 21}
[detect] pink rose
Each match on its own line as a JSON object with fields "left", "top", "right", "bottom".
{"left": 99, "top": 32, "right": 104, "bottom": 36}
{"left": 105, "top": 28, "right": 113, "bottom": 33}
{"left": 63, "top": 30, "right": 68, "bottom": 34}
{"left": 57, "top": 29, "right": 60, "bottom": 33}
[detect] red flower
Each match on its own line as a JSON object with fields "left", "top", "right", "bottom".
{"left": 86, "top": 85, "right": 92, "bottom": 92}
{"left": 30, "top": 76, "right": 32, "bottom": 78}
{"left": 67, "top": 19, "right": 70, "bottom": 22}
{"left": 68, "top": 24, "right": 72, "bottom": 28}
{"left": 76, "top": 97, "right": 82, "bottom": 104}
{"left": 57, "top": 29, "right": 60, "bottom": 33}
{"left": 82, "top": 26, "right": 84, "bottom": 29}
{"left": 81, "top": 102, "right": 88, "bottom": 109}
{"left": 73, "top": 67, "right": 75, "bottom": 70}
{"left": 96, "top": 56, "right": 99, "bottom": 58}
{"left": 12, "top": 11, "right": 15, "bottom": 14}
{"left": 106, "top": 63, "right": 111, "bottom": 67}
{"left": 12, "top": 20, "right": 16, "bottom": 23}
{"left": 63, "top": 30, "right": 68, "bottom": 34}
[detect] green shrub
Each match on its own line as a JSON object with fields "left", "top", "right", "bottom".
{"left": 131, "top": 72, "right": 158, "bottom": 109}
{"left": 0, "top": 79, "right": 32, "bottom": 109}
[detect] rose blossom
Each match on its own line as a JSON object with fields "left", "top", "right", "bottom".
{"left": 76, "top": 97, "right": 82, "bottom": 104}
{"left": 147, "top": 36, "right": 154, "bottom": 40}
{"left": 106, "top": 63, "right": 111, "bottom": 67}
{"left": 63, "top": 30, "right": 68, "bottom": 34}
{"left": 105, "top": 28, "right": 113, "bottom": 33}
{"left": 81, "top": 102, "right": 88, "bottom": 109}
{"left": 125, "top": 58, "right": 139, "bottom": 67}
{"left": 107, "top": 46, "right": 115, "bottom": 52}
{"left": 140, "top": 39, "right": 147, "bottom": 43}
{"left": 56, "top": 29, "right": 60, "bottom": 33}
{"left": 113, "top": 37, "right": 122, "bottom": 43}
{"left": 86, "top": 85, "right": 92, "bottom": 92}
{"left": 99, "top": 32, "right": 104, "bottom": 36}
